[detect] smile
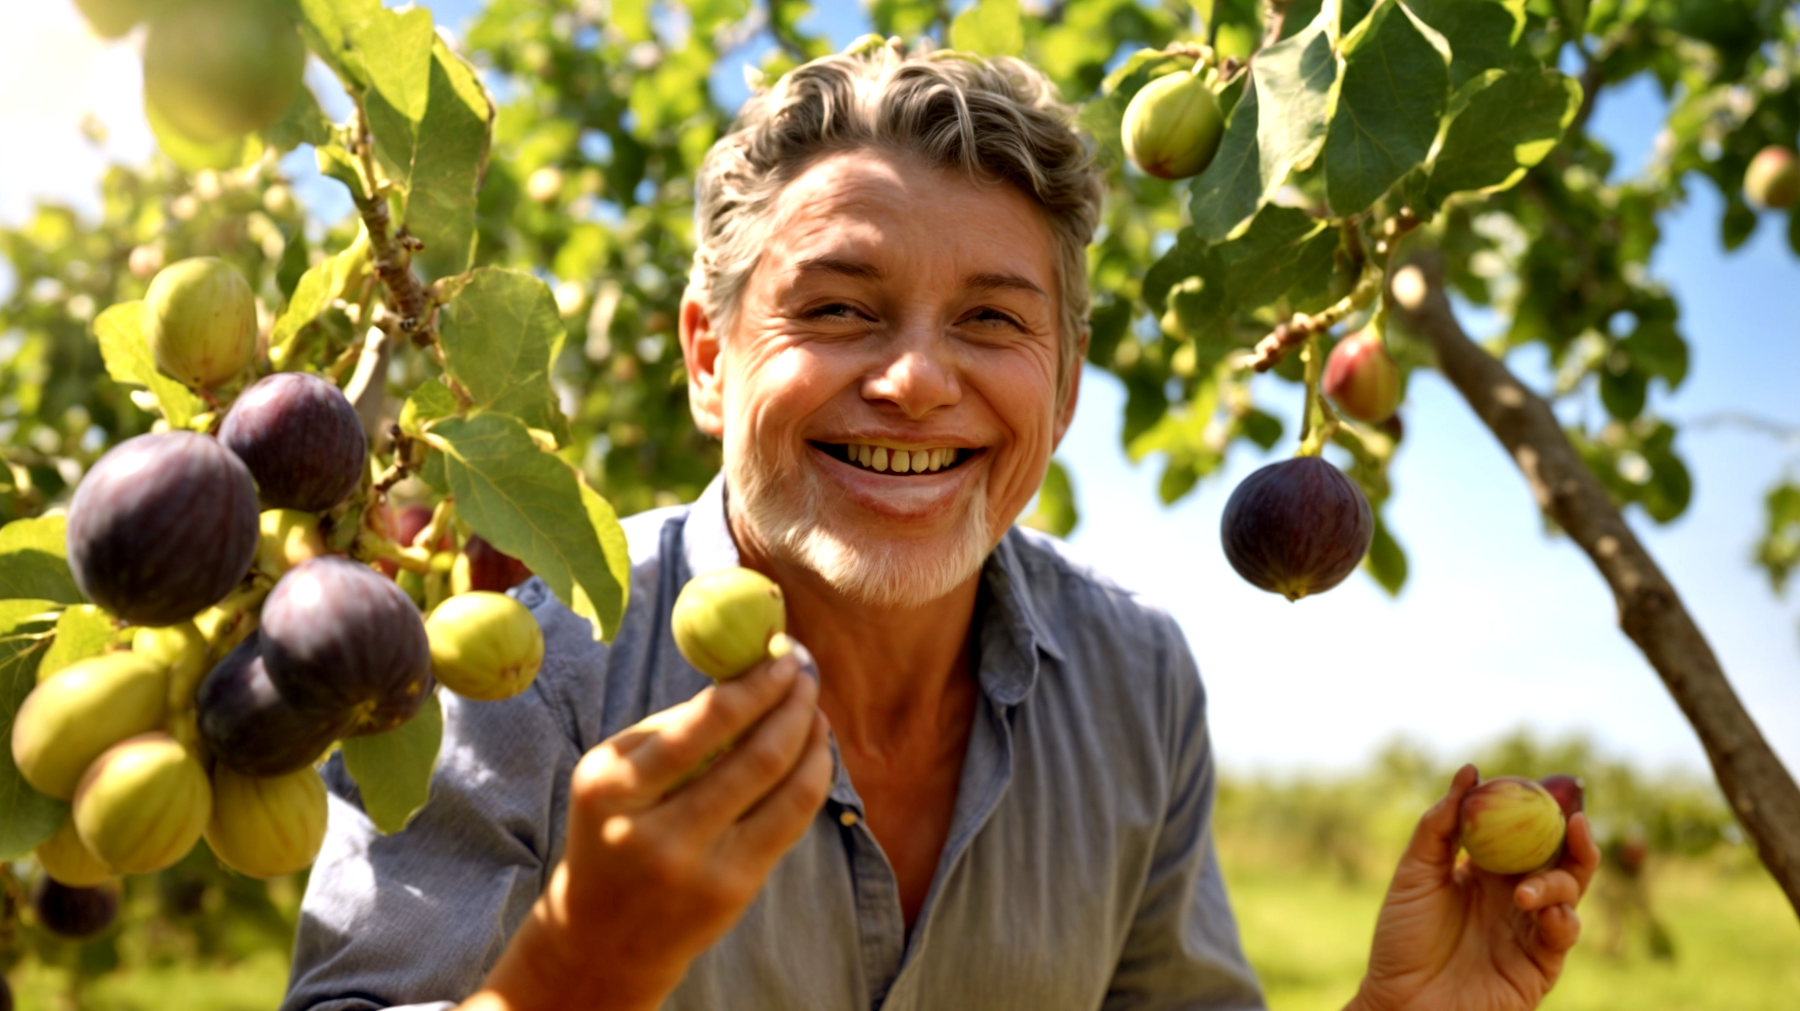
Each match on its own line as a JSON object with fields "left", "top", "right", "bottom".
{"left": 811, "top": 442, "right": 977, "bottom": 475}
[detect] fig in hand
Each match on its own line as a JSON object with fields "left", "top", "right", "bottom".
{"left": 73, "top": 732, "right": 213, "bottom": 875}
{"left": 1122, "top": 68, "right": 1225, "bottom": 180}
{"left": 1322, "top": 326, "right": 1402, "bottom": 424}
{"left": 671, "top": 567, "right": 787, "bottom": 681}
{"left": 205, "top": 763, "right": 329, "bottom": 879}
{"left": 1744, "top": 146, "right": 1800, "bottom": 210}
{"left": 11, "top": 652, "right": 168, "bottom": 800}
{"left": 67, "top": 431, "right": 261, "bottom": 626}
{"left": 1220, "top": 457, "right": 1373, "bottom": 601}
{"left": 145, "top": 257, "right": 256, "bottom": 392}
{"left": 426, "top": 591, "right": 546, "bottom": 702}
{"left": 221, "top": 373, "right": 368, "bottom": 513}
{"left": 1459, "top": 775, "right": 1567, "bottom": 875}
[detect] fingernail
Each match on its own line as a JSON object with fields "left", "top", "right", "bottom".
{"left": 786, "top": 639, "right": 819, "bottom": 681}
{"left": 1519, "top": 883, "right": 1540, "bottom": 903}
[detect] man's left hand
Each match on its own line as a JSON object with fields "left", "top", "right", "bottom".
{"left": 1351, "top": 764, "right": 1602, "bottom": 1011}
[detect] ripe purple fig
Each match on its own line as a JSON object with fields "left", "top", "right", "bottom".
{"left": 220, "top": 373, "right": 368, "bottom": 513}
{"left": 1220, "top": 457, "right": 1373, "bottom": 601}
{"left": 452, "top": 535, "right": 534, "bottom": 595}
{"left": 259, "top": 557, "right": 433, "bottom": 736}
{"left": 1323, "top": 327, "right": 1402, "bottom": 424}
{"left": 1745, "top": 146, "right": 1800, "bottom": 210}
{"left": 31, "top": 877, "right": 121, "bottom": 940}
{"left": 145, "top": 257, "right": 256, "bottom": 392}
{"left": 1122, "top": 69, "right": 1225, "bottom": 180}
{"left": 67, "top": 431, "right": 261, "bottom": 626}
{"left": 1538, "top": 773, "right": 1585, "bottom": 818}
{"left": 1460, "top": 776, "right": 1566, "bottom": 875}
{"left": 197, "top": 636, "right": 348, "bottom": 777}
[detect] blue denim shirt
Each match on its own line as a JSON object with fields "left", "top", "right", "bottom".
{"left": 283, "top": 477, "right": 1265, "bottom": 1011}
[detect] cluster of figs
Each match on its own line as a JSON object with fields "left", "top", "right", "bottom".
{"left": 10, "top": 255, "right": 544, "bottom": 932}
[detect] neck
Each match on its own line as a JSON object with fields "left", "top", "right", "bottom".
{"left": 729, "top": 513, "right": 983, "bottom": 754}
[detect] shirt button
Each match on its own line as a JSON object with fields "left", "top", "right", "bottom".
{"left": 838, "top": 810, "right": 859, "bottom": 827}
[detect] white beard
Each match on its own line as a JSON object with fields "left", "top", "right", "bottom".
{"left": 726, "top": 441, "right": 995, "bottom": 610}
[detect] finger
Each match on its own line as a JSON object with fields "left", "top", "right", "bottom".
{"left": 628, "top": 655, "right": 802, "bottom": 792}
{"left": 1403, "top": 763, "right": 1479, "bottom": 872}
{"left": 1533, "top": 902, "right": 1582, "bottom": 953}
{"left": 1559, "top": 812, "right": 1602, "bottom": 896}
{"left": 731, "top": 710, "right": 835, "bottom": 866}
{"left": 660, "top": 661, "right": 821, "bottom": 833}
{"left": 1515, "top": 868, "right": 1581, "bottom": 912}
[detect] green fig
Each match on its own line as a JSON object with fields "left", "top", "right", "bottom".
{"left": 671, "top": 568, "right": 786, "bottom": 681}
{"left": 145, "top": 257, "right": 256, "bottom": 392}
{"left": 133, "top": 620, "right": 209, "bottom": 712}
{"left": 426, "top": 591, "right": 546, "bottom": 702}
{"left": 36, "top": 818, "right": 116, "bottom": 888}
{"left": 1122, "top": 69, "right": 1225, "bottom": 180}
{"left": 11, "top": 653, "right": 169, "bottom": 800}
{"left": 142, "top": 0, "right": 306, "bottom": 143}
{"left": 256, "top": 509, "right": 327, "bottom": 580}
{"left": 205, "top": 764, "right": 328, "bottom": 878}
{"left": 1745, "top": 146, "right": 1800, "bottom": 210}
{"left": 1460, "top": 776, "right": 1566, "bottom": 875}
{"left": 73, "top": 732, "right": 213, "bottom": 875}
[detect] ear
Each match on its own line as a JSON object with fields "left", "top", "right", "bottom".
{"left": 679, "top": 293, "right": 725, "bottom": 437}
{"left": 1051, "top": 331, "right": 1088, "bottom": 448}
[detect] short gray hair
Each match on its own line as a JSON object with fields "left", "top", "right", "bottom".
{"left": 686, "top": 40, "right": 1106, "bottom": 399}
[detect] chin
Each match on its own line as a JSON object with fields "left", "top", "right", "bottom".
{"left": 727, "top": 446, "right": 996, "bottom": 610}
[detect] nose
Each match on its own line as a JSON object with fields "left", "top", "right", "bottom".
{"left": 861, "top": 329, "right": 961, "bottom": 420}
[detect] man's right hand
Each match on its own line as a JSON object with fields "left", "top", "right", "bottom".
{"left": 461, "top": 651, "right": 834, "bottom": 1011}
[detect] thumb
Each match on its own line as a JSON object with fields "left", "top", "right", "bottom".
{"left": 1401, "top": 764, "right": 1479, "bottom": 878}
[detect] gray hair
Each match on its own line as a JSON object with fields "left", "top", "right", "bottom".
{"left": 686, "top": 39, "right": 1106, "bottom": 399}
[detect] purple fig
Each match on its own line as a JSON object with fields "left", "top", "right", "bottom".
{"left": 1220, "top": 457, "right": 1373, "bottom": 601}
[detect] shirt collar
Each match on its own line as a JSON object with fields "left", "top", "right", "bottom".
{"left": 679, "top": 473, "right": 1066, "bottom": 705}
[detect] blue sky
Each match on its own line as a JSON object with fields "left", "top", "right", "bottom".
{"left": 2, "top": 1, "right": 1795, "bottom": 779}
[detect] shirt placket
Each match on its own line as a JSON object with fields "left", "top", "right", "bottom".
{"left": 824, "top": 737, "right": 908, "bottom": 1009}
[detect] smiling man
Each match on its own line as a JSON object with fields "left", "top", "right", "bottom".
{"left": 283, "top": 41, "right": 1597, "bottom": 1011}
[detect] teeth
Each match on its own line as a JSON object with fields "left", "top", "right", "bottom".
{"left": 858, "top": 444, "right": 872, "bottom": 467}
{"left": 839, "top": 443, "right": 961, "bottom": 474}
{"left": 872, "top": 447, "right": 889, "bottom": 472}
{"left": 892, "top": 449, "right": 910, "bottom": 473}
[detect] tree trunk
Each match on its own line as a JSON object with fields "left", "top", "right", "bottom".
{"left": 1388, "top": 256, "right": 1800, "bottom": 918}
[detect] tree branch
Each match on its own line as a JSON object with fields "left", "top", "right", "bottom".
{"left": 1389, "top": 255, "right": 1800, "bottom": 919}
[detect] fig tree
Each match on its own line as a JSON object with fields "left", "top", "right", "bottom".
{"left": 142, "top": 0, "right": 305, "bottom": 142}
{"left": 197, "top": 636, "right": 347, "bottom": 777}
{"left": 1220, "top": 457, "right": 1373, "bottom": 601}
{"left": 256, "top": 509, "right": 327, "bottom": 580}
{"left": 1460, "top": 776, "right": 1566, "bottom": 875}
{"left": 30, "top": 878, "right": 121, "bottom": 940}
{"left": 1323, "top": 327, "right": 1402, "bottom": 424}
{"left": 221, "top": 373, "right": 368, "bottom": 513}
{"left": 1745, "top": 146, "right": 1800, "bottom": 209}
{"left": 73, "top": 732, "right": 212, "bottom": 875}
{"left": 11, "top": 652, "right": 168, "bottom": 800}
{"left": 145, "top": 257, "right": 256, "bottom": 392}
{"left": 1122, "top": 69, "right": 1224, "bottom": 180}
{"left": 260, "top": 557, "right": 434, "bottom": 736}
{"left": 205, "top": 764, "right": 329, "bottom": 878}
{"left": 36, "top": 819, "right": 115, "bottom": 888}
{"left": 672, "top": 567, "right": 787, "bottom": 681}
{"left": 67, "top": 431, "right": 261, "bottom": 626}
{"left": 452, "top": 535, "right": 534, "bottom": 595}
{"left": 427, "top": 591, "right": 546, "bottom": 701}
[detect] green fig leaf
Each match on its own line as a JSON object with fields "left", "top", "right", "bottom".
{"left": 340, "top": 690, "right": 442, "bottom": 835}
{"left": 94, "top": 301, "right": 205, "bottom": 429}
{"left": 436, "top": 267, "right": 570, "bottom": 444}
{"left": 1324, "top": 0, "right": 1450, "bottom": 216}
{"left": 0, "top": 516, "right": 83, "bottom": 605}
{"left": 37, "top": 605, "right": 118, "bottom": 683}
{"left": 950, "top": 0, "right": 1026, "bottom": 56}
{"left": 1427, "top": 67, "right": 1582, "bottom": 206}
{"left": 0, "top": 599, "right": 67, "bottom": 859}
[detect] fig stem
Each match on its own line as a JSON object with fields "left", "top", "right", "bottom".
{"left": 413, "top": 498, "right": 457, "bottom": 554}
{"left": 359, "top": 532, "right": 433, "bottom": 575}
{"left": 1297, "top": 335, "right": 1336, "bottom": 457}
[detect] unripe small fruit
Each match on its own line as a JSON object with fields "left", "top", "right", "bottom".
{"left": 671, "top": 568, "right": 786, "bottom": 681}
{"left": 1122, "top": 70, "right": 1225, "bottom": 180}
{"left": 132, "top": 620, "right": 209, "bottom": 712}
{"left": 36, "top": 819, "right": 115, "bottom": 888}
{"left": 1745, "top": 146, "right": 1800, "bottom": 210}
{"left": 11, "top": 653, "right": 168, "bottom": 800}
{"left": 145, "top": 257, "right": 256, "bottom": 392}
{"left": 427, "top": 591, "right": 546, "bottom": 701}
{"left": 1323, "top": 327, "right": 1402, "bottom": 424}
{"left": 1460, "top": 776, "right": 1566, "bottom": 875}
{"left": 31, "top": 878, "right": 121, "bottom": 940}
{"left": 73, "top": 732, "right": 212, "bottom": 875}
{"left": 1538, "top": 773, "right": 1585, "bottom": 818}
{"left": 143, "top": 0, "right": 305, "bottom": 142}
{"left": 205, "top": 764, "right": 328, "bottom": 878}
{"left": 257, "top": 509, "right": 327, "bottom": 580}
{"left": 1220, "top": 457, "right": 1373, "bottom": 601}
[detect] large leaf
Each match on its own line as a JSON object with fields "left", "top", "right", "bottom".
{"left": 1426, "top": 67, "right": 1582, "bottom": 205}
{"left": 361, "top": 6, "right": 435, "bottom": 123}
{"left": 0, "top": 515, "right": 83, "bottom": 604}
{"left": 367, "top": 38, "right": 493, "bottom": 281}
{"left": 1403, "top": 0, "right": 1524, "bottom": 88}
{"left": 950, "top": 0, "right": 1025, "bottom": 55}
{"left": 424, "top": 415, "right": 630, "bottom": 641}
{"left": 269, "top": 235, "right": 371, "bottom": 369}
{"left": 436, "top": 268, "right": 570, "bottom": 443}
{"left": 1253, "top": 3, "right": 1341, "bottom": 199}
{"left": 1323, "top": 0, "right": 1450, "bottom": 215}
{"left": 93, "top": 302, "right": 204, "bottom": 429}
{"left": 38, "top": 605, "right": 117, "bottom": 683}
{"left": 340, "top": 690, "right": 442, "bottom": 835}
{"left": 0, "top": 599, "right": 67, "bottom": 859}
{"left": 1364, "top": 511, "right": 1409, "bottom": 595}
{"left": 295, "top": 0, "right": 380, "bottom": 90}
{"left": 1190, "top": 79, "right": 1266, "bottom": 241}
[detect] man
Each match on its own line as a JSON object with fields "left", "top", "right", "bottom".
{"left": 285, "top": 42, "right": 1597, "bottom": 1011}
